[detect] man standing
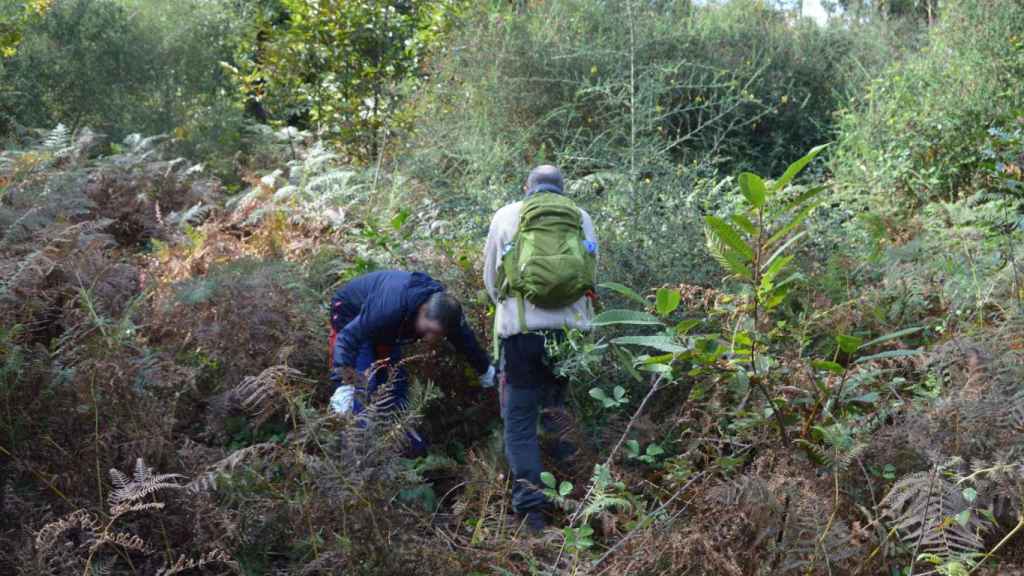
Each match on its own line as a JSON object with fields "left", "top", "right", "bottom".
{"left": 483, "top": 165, "right": 598, "bottom": 533}
{"left": 328, "top": 270, "right": 495, "bottom": 449}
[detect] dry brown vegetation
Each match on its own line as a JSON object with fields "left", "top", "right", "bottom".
{"left": 2, "top": 127, "right": 1024, "bottom": 576}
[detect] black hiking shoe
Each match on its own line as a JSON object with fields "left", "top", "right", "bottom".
{"left": 519, "top": 510, "right": 547, "bottom": 535}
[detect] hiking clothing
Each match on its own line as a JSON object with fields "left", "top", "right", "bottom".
{"left": 484, "top": 202, "right": 597, "bottom": 338}
{"left": 500, "top": 332, "right": 577, "bottom": 514}
{"left": 328, "top": 270, "right": 491, "bottom": 391}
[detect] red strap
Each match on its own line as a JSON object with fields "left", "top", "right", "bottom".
{"left": 328, "top": 327, "right": 337, "bottom": 371}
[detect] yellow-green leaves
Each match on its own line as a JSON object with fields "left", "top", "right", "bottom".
{"left": 655, "top": 287, "right": 681, "bottom": 317}
{"left": 739, "top": 172, "right": 767, "bottom": 208}
{"left": 773, "top": 143, "right": 829, "bottom": 193}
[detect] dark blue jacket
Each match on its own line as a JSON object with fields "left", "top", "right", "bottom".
{"left": 331, "top": 270, "right": 491, "bottom": 382}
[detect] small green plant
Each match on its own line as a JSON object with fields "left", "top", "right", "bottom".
{"left": 703, "top": 143, "right": 830, "bottom": 441}
{"left": 541, "top": 471, "right": 574, "bottom": 508}
{"left": 562, "top": 525, "right": 594, "bottom": 553}
{"left": 625, "top": 440, "right": 665, "bottom": 466}
{"left": 589, "top": 385, "right": 628, "bottom": 409}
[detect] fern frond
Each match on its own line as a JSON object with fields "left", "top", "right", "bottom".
{"left": 107, "top": 458, "right": 185, "bottom": 510}
{"left": 880, "top": 470, "right": 988, "bottom": 566}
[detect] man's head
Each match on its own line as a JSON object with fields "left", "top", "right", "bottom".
{"left": 415, "top": 292, "right": 463, "bottom": 344}
{"left": 524, "top": 164, "right": 564, "bottom": 196}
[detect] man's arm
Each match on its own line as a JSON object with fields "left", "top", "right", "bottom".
{"left": 331, "top": 293, "right": 401, "bottom": 386}
{"left": 447, "top": 315, "right": 491, "bottom": 374}
{"left": 483, "top": 211, "right": 502, "bottom": 304}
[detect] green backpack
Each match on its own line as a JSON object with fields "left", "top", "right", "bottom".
{"left": 498, "top": 192, "right": 596, "bottom": 329}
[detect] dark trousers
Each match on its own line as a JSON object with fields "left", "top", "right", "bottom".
{"left": 501, "top": 333, "right": 576, "bottom": 514}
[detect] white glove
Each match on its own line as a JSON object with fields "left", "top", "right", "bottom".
{"left": 330, "top": 385, "right": 355, "bottom": 414}
{"left": 479, "top": 365, "right": 496, "bottom": 388}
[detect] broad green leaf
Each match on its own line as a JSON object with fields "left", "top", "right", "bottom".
{"left": 705, "top": 216, "right": 754, "bottom": 261}
{"left": 962, "top": 487, "right": 977, "bottom": 503}
{"left": 639, "top": 362, "right": 673, "bottom": 374}
{"left": 655, "top": 288, "right": 681, "bottom": 317}
{"left": 761, "top": 254, "right": 793, "bottom": 287}
{"left": 589, "top": 388, "right": 609, "bottom": 401}
{"left": 626, "top": 440, "right": 640, "bottom": 455}
{"left": 860, "top": 327, "right": 924, "bottom": 349}
{"left": 592, "top": 309, "right": 663, "bottom": 327}
{"left": 612, "top": 335, "right": 687, "bottom": 353}
{"left": 646, "top": 443, "right": 665, "bottom": 457}
{"left": 559, "top": 481, "right": 573, "bottom": 497}
{"left": 854, "top": 348, "right": 923, "bottom": 364}
{"left": 773, "top": 143, "right": 830, "bottom": 192}
{"left": 731, "top": 213, "right": 757, "bottom": 235}
{"left": 540, "top": 471, "right": 556, "bottom": 489}
{"left": 739, "top": 172, "right": 767, "bottom": 208}
{"left": 676, "top": 319, "right": 701, "bottom": 335}
{"left": 812, "top": 359, "right": 845, "bottom": 374}
{"left": 836, "top": 334, "right": 863, "bottom": 355}
{"left": 599, "top": 281, "right": 647, "bottom": 306}
{"left": 613, "top": 385, "right": 626, "bottom": 399}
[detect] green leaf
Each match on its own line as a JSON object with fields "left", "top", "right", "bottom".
{"left": 626, "top": 439, "right": 640, "bottom": 456}
{"left": 646, "top": 443, "right": 665, "bottom": 457}
{"left": 718, "top": 247, "right": 754, "bottom": 280}
{"left": 739, "top": 172, "right": 767, "bottom": 208}
{"left": 766, "top": 206, "right": 813, "bottom": 249}
{"left": 761, "top": 230, "right": 807, "bottom": 273}
{"left": 836, "top": 334, "right": 863, "bottom": 355}
{"left": 589, "top": 388, "right": 609, "bottom": 402}
{"left": 773, "top": 143, "right": 830, "bottom": 193}
{"left": 613, "top": 385, "right": 626, "bottom": 400}
{"left": 962, "top": 487, "right": 977, "bottom": 503}
{"left": 612, "top": 335, "right": 687, "bottom": 353}
{"left": 390, "top": 208, "right": 410, "bottom": 230}
{"left": 655, "top": 288, "right": 681, "bottom": 317}
{"left": 812, "top": 359, "right": 845, "bottom": 374}
{"left": 592, "top": 309, "right": 663, "bottom": 327}
{"left": 731, "top": 213, "right": 757, "bottom": 235}
{"left": 599, "top": 282, "right": 647, "bottom": 306}
{"left": 705, "top": 215, "right": 754, "bottom": 261}
{"left": 785, "top": 184, "right": 828, "bottom": 210}
{"left": 559, "top": 481, "right": 573, "bottom": 497}
{"left": 854, "top": 348, "right": 923, "bottom": 364}
{"left": 859, "top": 327, "right": 924, "bottom": 349}
{"left": 761, "top": 254, "right": 793, "bottom": 287}
{"left": 540, "top": 471, "right": 556, "bottom": 489}
{"left": 675, "top": 319, "right": 701, "bottom": 335}
{"left": 954, "top": 509, "right": 971, "bottom": 527}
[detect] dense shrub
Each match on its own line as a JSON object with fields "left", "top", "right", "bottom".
{"left": 402, "top": 0, "right": 899, "bottom": 288}
{"left": 0, "top": 0, "right": 245, "bottom": 150}
{"left": 831, "top": 0, "right": 1024, "bottom": 215}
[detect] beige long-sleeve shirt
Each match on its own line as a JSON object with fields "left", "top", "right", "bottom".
{"left": 483, "top": 199, "right": 598, "bottom": 338}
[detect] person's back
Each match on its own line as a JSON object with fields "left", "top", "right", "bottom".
{"left": 483, "top": 165, "right": 598, "bottom": 534}
{"left": 483, "top": 198, "right": 597, "bottom": 337}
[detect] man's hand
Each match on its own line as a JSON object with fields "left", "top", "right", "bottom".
{"left": 330, "top": 367, "right": 367, "bottom": 414}
{"left": 479, "top": 365, "right": 496, "bottom": 388}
